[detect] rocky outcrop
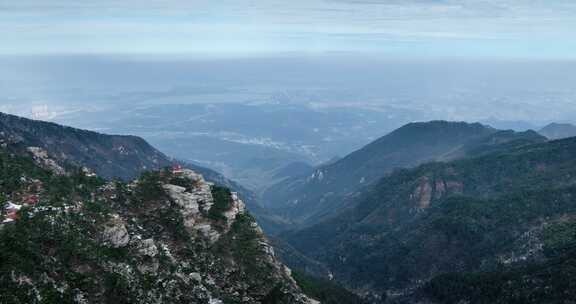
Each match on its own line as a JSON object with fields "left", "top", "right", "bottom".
{"left": 26, "top": 147, "right": 66, "bottom": 175}
{"left": 0, "top": 111, "right": 267, "bottom": 236}
{"left": 163, "top": 184, "right": 201, "bottom": 224}
{"left": 102, "top": 214, "right": 130, "bottom": 248}
{"left": 264, "top": 121, "right": 545, "bottom": 228}
{"left": 138, "top": 239, "right": 159, "bottom": 257}
{"left": 162, "top": 169, "right": 250, "bottom": 245}
{"left": 163, "top": 169, "right": 222, "bottom": 243}
{"left": 413, "top": 177, "right": 433, "bottom": 209}
{"left": 224, "top": 192, "right": 246, "bottom": 226}
{"left": 0, "top": 153, "right": 313, "bottom": 303}
{"left": 283, "top": 136, "right": 576, "bottom": 302}
{"left": 411, "top": 176, "right": 465, "bottom": 210}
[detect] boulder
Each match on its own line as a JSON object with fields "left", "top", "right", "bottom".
{"left": 102, "top": 215, "right": 130, "bottom": 248}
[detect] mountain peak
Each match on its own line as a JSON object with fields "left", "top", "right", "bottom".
{"left": 264, "top": 121, "right": 545, "bottom": 226}
{"left": 283, "top": 133, "right": 576, "bottom": 301}
{"left": 391, "top": 120, "right": 491, "bottom": 136}
{"left": 400, "top": 120, "right": 489, "bottom": 130}
{"left": 539, "top": 122, "right": 576, "bottom": 140}
{"left": 369, "top": 120, "right": 494, "bottom": 149}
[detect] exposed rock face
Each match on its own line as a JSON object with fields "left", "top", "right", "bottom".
{"left": 138, "top": 239, "right": 159, "bottom": 257}
{"left": 0, "top": 112, "right": 262, "bottom": 225}
{"left": 102, "top": 215, "right": 130, "bottom": 248}
{"left": 434, "top": 180, "right": 446, "bottom": 199}
{"left": 411, "top": 176, "right": 465, "bottom": 209}
{"left": 224, "top": 192, "right": 247, "bottom": 226}
{"left": 26, "top": 147, "right": 66, "bottom": 175}
{"left": 0, "top": 154, "right": 313, "bottom": 303}
{"left": 162, "top": 169, "right": 250, "bottom": 245}
{"left": 283, "top": 136, "right": 576, "bottom": 302}
{"left": 163, "top": 184, "right": 201, "bottom": 225}
{"left": 264, "top": 121, "right": 546, "bottom": 228}
{"left": 413, "top": 177, "right": 433, "bottom": 209}
{"left": 162, "top": 169, "right": 223, "bottom": 243}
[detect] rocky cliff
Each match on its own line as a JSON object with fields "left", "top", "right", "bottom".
{"left": 0, "top": 111, "right": 285, "bottom": 233}
{"left": 0, "top": 146, "right": 314, "bottom": 303}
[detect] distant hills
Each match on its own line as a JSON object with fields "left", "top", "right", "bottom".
{"left": 0, "top": 113, "right": 323, "bottom": 303}
{"left": 264, "top": 121, "right": 546, "bottom": 227}
{"left": 54, "top": 102, "right": 418, "bottom": 193}
{"left": 0, "top": 111, "right": 371, "bottom": 303}
{"left": 6, "top": 109, "right": 576, "bottom": 303}
{"left": 0, "top": 112, "right": 294, "bottom": 232}
{"left": 278, "top": 124, "right": 576, "bottom": 302}
{"left": 0, "top": 111, "right": 236, "bottom": 184}
{"left": 538, "top": 122, "right": 576, "bottom": 140}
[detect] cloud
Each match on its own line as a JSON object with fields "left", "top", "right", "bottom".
{"left": 0, "top": 0, "right": 575, "bottom": 57}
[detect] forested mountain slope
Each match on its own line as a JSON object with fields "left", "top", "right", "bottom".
{"left": 0, "top": 112, "right": 291, "bottom": 232}
{"left": 264, "top": 121, "right": 546, "bottom": 227}
{"left": 283, "top": 136, "right": 576, "bottom": 302}
{"left": 0, "top": 145, "right": 314, "bottom": 303}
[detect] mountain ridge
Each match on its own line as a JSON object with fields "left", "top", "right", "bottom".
{"left": 0, "top": 144, "right": 315, "bottom": 303}
{"left": 263, "top": 121, "right": 546, "bottom": 228}
{"left": 281, "top": 135, "right": 576, "bottom": 302}
{"left": 538, "top": 122, "right": 576, "bottom": 140}
{"left": 0, "top": 111, "right": 292, "bottom": 232}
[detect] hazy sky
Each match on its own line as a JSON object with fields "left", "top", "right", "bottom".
{"left": 2, "top": 0, "right": 576, "bottom": 58}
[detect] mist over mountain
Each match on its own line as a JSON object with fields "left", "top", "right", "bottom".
{"left": 2, "top": 56, "right": 576, "bottom": 197}
{"left": 49, "top": 102, "right": 409, "bottom": 193}
{"left": 3, "top": 0, "right": 576, "bottom": 302}
{"left": 2, "top": 57, "right": 576, "bottom": 301}
{"left": 4, "top": 108, "right": 576, "bottom": 303}
{"left": 539, "top": 123, "right": 576, "bottom": 140}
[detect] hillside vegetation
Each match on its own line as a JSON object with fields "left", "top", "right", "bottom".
{"left": 0, "top": 138, "right": 311, "bottom": 303}
{"left": 283, "top": 136, "right": 576, "bottom": 302}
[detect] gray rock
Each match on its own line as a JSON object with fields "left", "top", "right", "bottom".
{"left": 102, "top": 215, "right": 130, "bottom": 248}
{"left": 139, "top": 239, "right": 159, "bottom": 257}
{"left": 190, "top": 272, "right": 202, "bottom": 282}
{"left": 26, "top": 147, "right": 66, "bottom": 175}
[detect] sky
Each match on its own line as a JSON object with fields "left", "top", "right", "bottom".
{"left": 1, "top": 0, "right": 576, "bottom": 58}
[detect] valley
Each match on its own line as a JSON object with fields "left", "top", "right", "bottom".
{"left": 3, "top": 111, "right": 576, "bottom": 303}
{"left": 3, "top": 1, "right": 576, "bottom": 303}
